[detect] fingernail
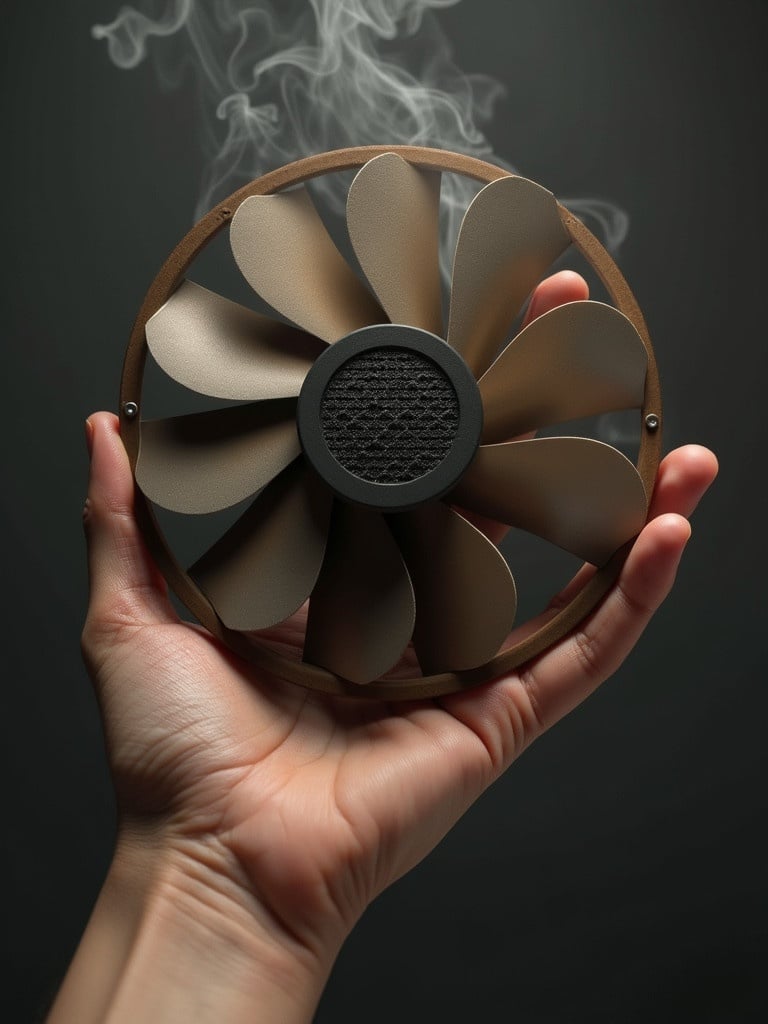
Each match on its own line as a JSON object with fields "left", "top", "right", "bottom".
{"left": 85, "top": 418, "right": 94, "bottom": 458}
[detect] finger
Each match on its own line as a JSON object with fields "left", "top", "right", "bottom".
{"left": 516, "top": 512, "right": 691, "bottom": 728}
{"left": 441, "top": 512, "right": 691, "bottom": 769}
{"left": 83, "top": 412, "right": 176, "bottom": 631}
{"left": 505, "top": 443, "right": 719, "bottom": 644}
{"left": 501, "top": 270, "right": 590, "bottom": 436}
{"left": 519, "top": 269, "right": 589, "bottom": 330}
{"left": 456, "top": 271, "right": 591, "bottom": 545}
{"left": 440, "top": 444, "right": 717, "bottom": 766}
{"left": 648, "top": 444, "right": 719, "bottom": 519}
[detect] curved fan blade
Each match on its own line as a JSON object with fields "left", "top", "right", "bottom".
{"left": 479, "top": 301, "right": 648, "bottom": 443}
{"left": 190, "top": 461, "right": 332, "bottom": 631}
{"left": 451, "top": 438, "right": 648, "bottom": 565}
{"left": 447, "top": 176, "right": 571, "bottom": 377}
{"left": 346, "top": 153, "right": 443, "bottom": 335}
{"left": 231, "top": 188, "right": 384, "bottom": 342}
{"left": 136, "top": 400, "right": 300, "bottom": 514}
{"left": 304, "top": 504, "right": 415, "bottom": 684}
{"left": 389, "top": 503, "right": 517, "bottom": 675}
{"left": 145, "top": 280, "right": 324, "bottom": 400}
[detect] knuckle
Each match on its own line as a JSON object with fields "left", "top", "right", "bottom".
{"left": 517, "top": 666, "right": 548, "bottom": 737}
{"left": 573, "top": 626, "right": 603, "bottom": 681}
{"left": 80, "top": 616, "right": 109, "bottom": 677}
{"left": 82, "top": 591, "right": 148, "bottom": 647}
{"left": 81, "top": 609, "right": 117, "bottom": 655}
{"left": 82, "top": 492, "right": 135, "bottom": 531}
{"left": 616, "top": 579, "right": 654, "bottom": 620}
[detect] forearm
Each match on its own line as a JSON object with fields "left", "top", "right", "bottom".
{"left": 47, "top": 830, "right": 341, "bottom": 1024}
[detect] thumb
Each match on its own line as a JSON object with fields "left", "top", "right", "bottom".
{"left": 83, "top": 412, "right": 176, "bottom": 634}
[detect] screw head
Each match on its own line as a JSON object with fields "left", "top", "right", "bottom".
{"left": 645, "top": 413, "right": 660, "bottom": 432}
{"left": 123, "top": 401, "right": 139, "bottom": 420}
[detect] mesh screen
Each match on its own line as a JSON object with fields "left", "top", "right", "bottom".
{"left": 320, "top": 347, "right": 459, "bottom": 483}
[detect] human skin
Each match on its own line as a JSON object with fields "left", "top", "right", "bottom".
{"left": 48, "top": 272, "right": 719, "bottom": 1023}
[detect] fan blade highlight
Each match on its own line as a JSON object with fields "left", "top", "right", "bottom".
{"left": 347, "top": 153, "right": 443, "bottom": 335}
{"left": 136, "top": 400, "right": 300, "bottom": 514}
{"left": 389, "top": 503, "right": 517, "bottom": 675}
{"left": 304, "top": 504, "right": 415, "bottom": 683}
{"left": 447, "top": 176, "right": 570, "bottom": 377}
{"left": 145, "top": 280, "right": 324, "bottom": 400}
{"left": 190, "top": 461, "right": 332, "bottom": 631}
{"left": 452, "top": 438, "right": 648, "bottom": 565}
{"left": 479, "top": 301, "right": 648, "bottom": 443}
{"left": 231, "top": 188, "right": 384, "bottom": 342}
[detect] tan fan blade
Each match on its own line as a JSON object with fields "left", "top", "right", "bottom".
{"left": 190, "top": 461, "right": 332, "bottom": 631}
{"left": 447, "top": 175, "right": 571, "bottom": 377}
{"left": 145, "top": 280, "right": 324, "bottom": 400}
{"left": 304, "top": 504, "right": 415, "bottom": 684}
{"left": 346, "top": 152, "right": 443, "bottom": 335}
{"left": 479, "top": 301, "right": 648, "bottom": 443}
{"left": 452, "top": 438, "right": 648, "bottom": 566}
{"left": 231, "top": 188, "right": 384, "bottom": 342}
{"left": 136, "top": 400, "right": 300, "bottom": 514}
{"left": 389, "top": 503, "right": 517, "bottom": 675}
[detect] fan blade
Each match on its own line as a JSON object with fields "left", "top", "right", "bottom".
{"left": 479, "top": 301, "right": 648, "bottom": 443}
{"left": 304, "top": 504, "right": 415, "bottom": 684}
{"left": 389, "top": 503, "right": 517, "bottom": 675}
{"left": 145, "top": 280, "right": 324, "bottom": 400}
{"left": 190, "top": 461, "right": 332, "bottom": 631}
{"left": 136, "top": 400, "right": 300, "bottom": 514}
{"left": 346, "top": 153, "right": 443, "bottom": 335}
{"left": 231, "top": 188, "right": 384, "bottom": 342}
{"left": 447, "top": 176, "right": 570, "bottom": 377}
{"left": 451, "top": 438, "right": 648, "bottom": 565}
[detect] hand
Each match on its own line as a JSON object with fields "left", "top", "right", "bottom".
{"left": 50, "top": 272, "right": 717, "bottom": 1023}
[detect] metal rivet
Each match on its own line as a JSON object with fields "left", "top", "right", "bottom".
{"left": 123, "top": 401, "right": 139, "bottom": 420}
{"left": 645, "top": 413, "right": 660, "bottom": 432}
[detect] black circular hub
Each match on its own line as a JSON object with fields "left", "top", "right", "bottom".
{"left": 297, "top": 324, "right": 482, "bottom": 511}
{"left": 320, "top": 347, "right": 459, "bottom": 483}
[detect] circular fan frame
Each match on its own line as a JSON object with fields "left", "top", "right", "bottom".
{"left": 120, "top": 145, "right": 662, "bottom": 700}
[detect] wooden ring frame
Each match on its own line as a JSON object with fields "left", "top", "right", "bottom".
{"left": 120, "top": 145, "right": 662, "bottom": 700}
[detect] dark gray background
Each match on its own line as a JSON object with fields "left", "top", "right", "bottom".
{"left": 2, "top": 1, "right": 766, "bottom": 1021}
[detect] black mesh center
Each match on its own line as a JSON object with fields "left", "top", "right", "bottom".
{"left": 320, "top": 347, "right": 460, "bottom": 484}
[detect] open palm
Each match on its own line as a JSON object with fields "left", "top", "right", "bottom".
{"left": 81, "top": 275, "right": 717, "bottom": 962}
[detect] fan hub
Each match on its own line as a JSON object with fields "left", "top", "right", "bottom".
{"left": 297, "top": 324, "right": 482, "bottom": 511}
{"left": 320, "top": 347, "right": 459, "bottom": 483}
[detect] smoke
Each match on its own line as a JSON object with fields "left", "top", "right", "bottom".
{"left": 92, "top": 0, "right": 628, "bottom": 279}
{"left": 91, "top": 0, "right": 193, "bottom": 68}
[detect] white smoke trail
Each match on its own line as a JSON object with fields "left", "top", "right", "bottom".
{"left": 91, "top": 0, "right": 193, "bottom": 69}
{"left": 92, "top": 0, "right": 628, "bottom": 279}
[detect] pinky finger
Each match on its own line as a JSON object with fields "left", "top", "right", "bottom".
{"left": 517, "top": 512, "right": 691, "bottom": 730}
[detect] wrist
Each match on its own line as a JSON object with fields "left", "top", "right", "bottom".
{"left": 50, "top": 826, "right": 345, "bottom": 1024}
{"left": 114, "top": 824, "right": 342, "bottom": 1022}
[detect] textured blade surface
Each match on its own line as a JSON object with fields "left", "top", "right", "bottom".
{"left": 145, "top": 280, "right": 324, "bottom": 400}
{"left": 447, "top": 176, "right": 571, "bottom": 377}
{"left": 190, "top": 461, "right": 332, "bottom": 631}
{"left": 479, "top": 301, "right": 648, "bottom": 443}
{"left": 304, "top": 503, "right": 415, "bottom": 684}
{"left": 389, "top": 503, "right": 517, "bottom": 675}
{"left": 346, "top": 153, "right": 443, "bottom": 335}
{"left": 231, "top": 188, "right": 384, "bottom": 342}
{"left": 452, "top": 438, "right": 648, "bottom": 565}
{"left": 136, "top": 400, "right": 300, "bottom": 514}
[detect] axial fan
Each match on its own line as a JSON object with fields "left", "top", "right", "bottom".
{"left": 120, "top": 146, "right": 662, "bottom": 698}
